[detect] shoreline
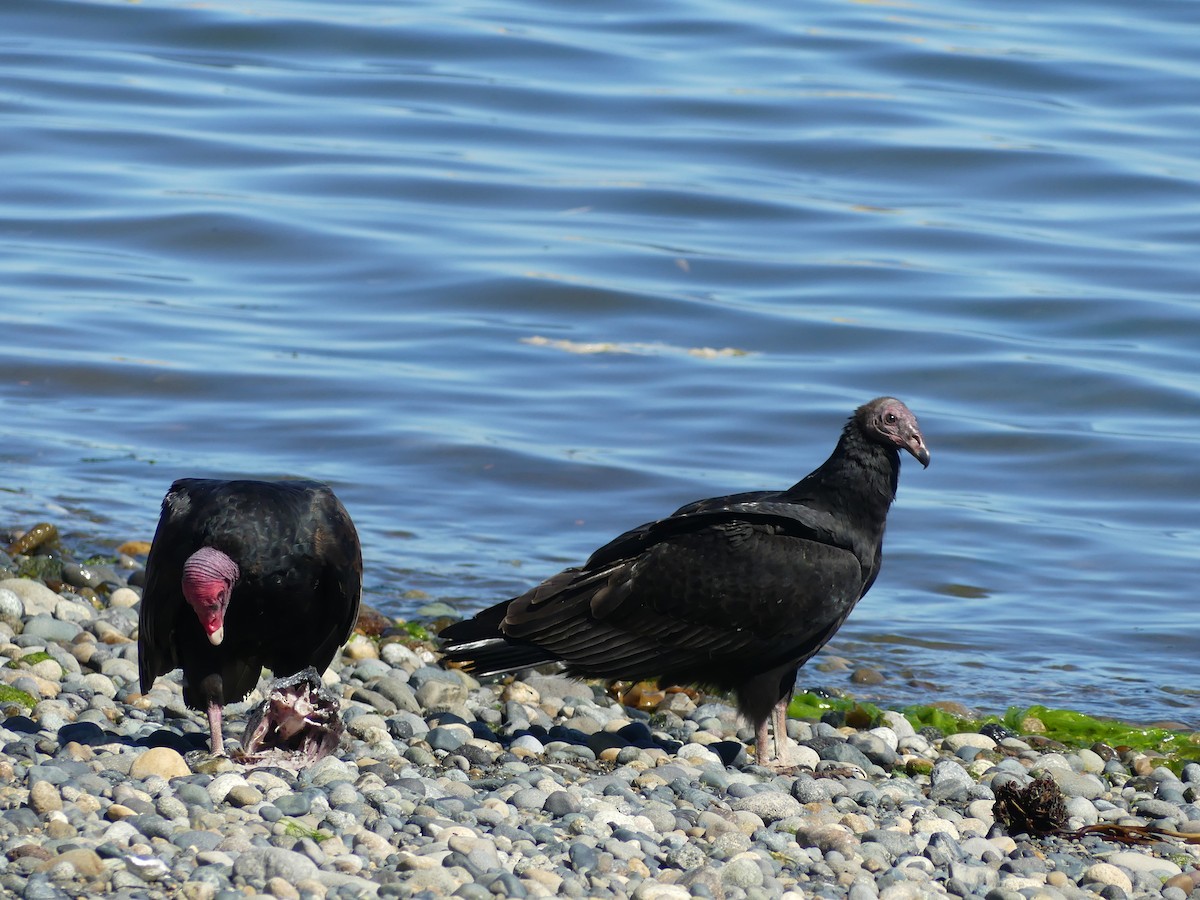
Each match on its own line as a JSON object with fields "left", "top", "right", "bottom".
{"left": 0, "top": 527, "right": 1198, "bottom": 898}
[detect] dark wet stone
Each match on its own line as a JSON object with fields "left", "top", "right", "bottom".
{"left": 454, "top": 884, "right": 493, "bottom": 900}
{"left": 816, "top": 741, "right": 873, "bottom": 770}
{"left": 468, "top": 721, "right": 499, "bottom": 742}
{"left": 349, "top": 687, "right": 396, "bottom": 715}
{"left": 616, "top": 722, "right": 656, "bottom": 748}
{"left": 612, "top": 827, "right": 658, "bottom": 857}
{"left": 861, "top": 829, "right": 916, "bottom": 859}
{"left": 457, "top": 742, "right": 498, "bottom": 767}
{"left": 544, "top": 791, "right": 581, "bottom": 816}
{"left": 131, "top": 814, "right": 175, "bottom": 840}
{"left": 273, "top": 792, "right": 313, "bottom": 817}
{"left": 431, "top": 797, "right": 468, "bottom": 816}
{"left": 924, "top": 831, "right": 964, "bottom": 867}
{"left": 2, "top": 716, "right": 39, "bottom": 735}
{"left": 548, "top": 724, "right": 591, "bottom": 745}
{"left": 568, "top": 842, "right": 599, "bottom": 875}
{"left": 137, "top": 728, "right": 208, "bottom": 754}
{"left": 394, "top": 778, "right": 427, "bottom": 799}
{"left": 847, "top": 732, "right": 898, "bottom": 768}
{"left": 386, "top": 716, "right": 418, "bottom": 741}
{"left": 175, "top": 782, "right": 215, "bottom": 811}
{"left": 94, "top": 842, "right": 125, "bottom": 860}
{"left": 55, "top": 722, "right": 108, "bottom": 747}
{"left": 710, "top": 741, "right": 745, "bottom": 767}
{"left": 29, "top": 761, "right": 91, "bottom": 784}
{"left": 1134, "top": 797, "right": 1180, "bottom": 819}
{"left": 62, "top": 562, "right": 104, "bottom": 590}
{"left": 426, "top": 726, "right": 468, "bottom": 752}
{"left": 4, "top": 808, "right": 41, "bottom": 831}
{"left": 979, "top": 723, "right": 1015, "bottom": 743}
{"left": 486, "top": 871, "right": 527, "bottom": 897}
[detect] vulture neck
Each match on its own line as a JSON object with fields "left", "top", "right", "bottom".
{"left": 785, "top": 420, "right": 900, "bottom": 529}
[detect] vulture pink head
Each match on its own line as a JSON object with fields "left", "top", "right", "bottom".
{"left": 181, "top": 547, "right": 239, "bottom": 646}
{"left": 861, "top": 397, "right": 930, "bottom": 468}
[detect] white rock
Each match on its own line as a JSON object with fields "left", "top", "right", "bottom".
{"left": 1083, "top": 862, "right": 1132, "bottom": 893}
{"left": 881, "top": 710, "right": 916, "bottom": 739}
{"left": 1032, "top": 753, "right": 1072, "bottom": 773}
{"left": 206, "top": 772, "right": 250, "bottom": 804}
{"left": 1000, "top": 874, "right": 1046, "bottom": 891}
{"left": 942, "top": 732, "right": 997, "bottom": 752}
{"left": 914, "top": 817, "right": 960, "bottom": 839}
{"left": 55, "top": 598, "right": 95, "bottom": 624}
{"left": 781, "top": 743, "right": 820, "bottom": 770}
{"left": 126, "top": 855, "right": 171, "bottom": 882}
{"left": 0, "top": 578, "right": 60, "bottom": 615}
{"left": 80, "top": 672, "right": 118, "bottom": 698}
{"left": 1105, "top": 849, "right": 1182, "bottom": 878}
{"left": 109, "top": 588, "right": 141, "bottom": 608}
{"left": 868, "top": 726, "right": 899, "bottom": 751}
{"left": 101, "top": 820, "right": 139, "bottom": 845}
{"left": 0, "top": 589, "right": 21, "bottom": 620}
{"left": 675, "top": 743, "right": 723, "bottom": 768}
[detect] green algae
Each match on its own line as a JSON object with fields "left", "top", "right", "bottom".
{"left": 5, "top": 650, "right": 55, "bottom": 669}
{"left": 402, "top": 620, "right": 431, "bottom": 642}
{"left": 786, "top": 691, "right": 1199, "bottom": 766}
{"left": 15, "top": 555, "right": 62, "bottom": 582}
{"left": 0, "top": 685, "right": 37, "bottom": 709}
{"left": 281, "top": 819, "right": 331, "bottom": 843}
{"left": 1000, "top": 704, "right": 1187, "bottom": 754}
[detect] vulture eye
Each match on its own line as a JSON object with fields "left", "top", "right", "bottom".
{"left": 885, "top": 412, "right": 897, "bottom": 424}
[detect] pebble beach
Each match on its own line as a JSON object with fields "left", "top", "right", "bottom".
{"left": 1, "top": 530, "right": 1199, "bottom": 900}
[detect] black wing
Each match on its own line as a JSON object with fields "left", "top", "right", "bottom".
{"left": 583, "top": 490, "right": 860, "bottom": 571}
{"left": 495, "top": 498, "right": 866, "bottom": 682}
{"left": 138, "top": 481, "right": 196, "bottom": 692}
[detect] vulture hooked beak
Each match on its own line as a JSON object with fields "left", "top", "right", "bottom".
{"left": 907, "top": 433, "right": 930, "bottom": 468}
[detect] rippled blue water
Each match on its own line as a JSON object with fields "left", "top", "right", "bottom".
{"left": 3, "top": 0, "right": 1199, "bottom": 723}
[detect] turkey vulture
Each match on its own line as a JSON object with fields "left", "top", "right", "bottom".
{"left": 137, "top": 478, "right": 362, "bottom": 755}
{"left": 440, "top": 397, "right": 928, "bottom": 765}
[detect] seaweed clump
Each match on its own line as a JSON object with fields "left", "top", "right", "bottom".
{"left": 993, "top": 772, "right": 1067, "bottom": 835}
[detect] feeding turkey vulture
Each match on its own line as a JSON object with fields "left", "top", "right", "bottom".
{"left": 440, "top": 397, "right": 928, "bottom": 765}
{"left": 137, "top": 478, "right": 362, "bottom": 755}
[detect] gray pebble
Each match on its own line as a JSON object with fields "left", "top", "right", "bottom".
{"left": 929, "top": 759, "right": 973, "bottom": 801}
{"left": 22, "top": 614, "right": 83, "bottom": 642}
{"left": 1048, "top": 769, "right": 1107, "bottom": 800}
{"left": 232, "top": 847, "right": 318, "bottom": 883}
{"left": 544, "top": 790, "right": 581, "bottom": 816}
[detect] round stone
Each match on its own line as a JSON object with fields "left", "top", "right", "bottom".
{"left": 1083, "top": 863, "right": 1133, "bottom": 894}
{"left": 129, "top": 747, "right": 190, "bottom": 781}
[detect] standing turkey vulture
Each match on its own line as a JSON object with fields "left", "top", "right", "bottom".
{"left": 440, "top": 397, "right": 928, "bottom": 765}
{"left": 138, "top": 478, "right": 362, "bottom": 755}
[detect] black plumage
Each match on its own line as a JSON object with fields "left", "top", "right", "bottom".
{"left": 440, "top": 397, "right": 928, "bottom": 764}
{"left": 138, "top": 478, "right": 362, "bottom": 754}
